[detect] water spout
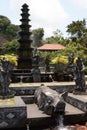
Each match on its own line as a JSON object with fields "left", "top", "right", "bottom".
{"left": 56, "top": 115, "right": 68, "bottom": 130}
{"left": 55, "top": 114, "right": 76, "bottom": 130}
{"left": 26, "top": 124, "right": 30, "bottom": 130}
{"left": 58, "top": 115, "right": 64, "bottom": 128}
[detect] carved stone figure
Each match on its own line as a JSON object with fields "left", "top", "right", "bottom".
{"left": 34, "top": 84, "right": 67, "bottom": 115}
{"left": 0, "top": 58, "right": 10, "bottom": 92}
{"left": 45, "top": 56, "right": 50, "bottom": 72}
{"left": 31, "top": 67, "right": 41, "bottom": 82}
{"left": 0, "top": 57, "right": 15, "bottom": 99}
{"left": 33, "top": 48, "right": 40, "bottom": 67}
{"left": 75, "top": 57, "right": 86, "bottom": 91}
{"left": 32, "top": 48, "right": 41, "bottom": 82}
{"left": 67, "top": 54, "right": 86, "bottom": 92}
{"left": 67, "top": 53, "right": 75, "bottom": 78}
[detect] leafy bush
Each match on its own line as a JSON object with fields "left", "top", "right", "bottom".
{"left": 0, "top": 54, "right": 17, "bottom": 67}
{"left": 51, "top": 55, "right": 68, "bottom": 64}
{"left": 2, "top": 39, "right": 19, "bottom": 54}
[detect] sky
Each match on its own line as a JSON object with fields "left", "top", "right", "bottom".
{"left": 0, "top": 0, "right": 87, "bottom": 38}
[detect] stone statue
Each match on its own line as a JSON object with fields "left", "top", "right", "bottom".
{"left": 32, "top": 48, "right": 41, "bottom": 82}
{"left": 67, "top": 54, "right": 86, "bottom": 92}
{"left": 75, "top": 57, "right": 86, "bottom": 91}
{"left": 34, "top": 84, "right": 67, "bottom": 115}
{"left": 45, "top": 56, "right": 50, "bottom": 72}
{"left": 67, "top": 53, "right": 75, "bottom": 78}
{"left": 0, "top": 57, "right": 15, "bottom": 99}
{"left": 31, "top": 66, "right": 41, "bottom": 82}
{"left": 33, "top": 48, "right": 40, "bottom": 67}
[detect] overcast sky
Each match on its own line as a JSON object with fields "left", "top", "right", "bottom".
{"left": 0, "top": 0, "right": 87, "bottom": 38}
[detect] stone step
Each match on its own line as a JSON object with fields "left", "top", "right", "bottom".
{"left": 66, "top": 93, "right": 87, "bottom": 112}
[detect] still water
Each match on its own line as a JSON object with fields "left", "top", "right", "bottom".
{"left": 3, "top": 115, "right": 70, "bottom": 130}
{"left": 3, "top": 126, "right": 71, "bottom": 130}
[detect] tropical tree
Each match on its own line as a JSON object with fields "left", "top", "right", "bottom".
{"left": 53, "top": 29, "right": 63, "bottom": 42}
{"left": 66, "top": 19, "right": 87, "bottom": 54}
{"left": 5, "top": 24, "right": 19, "bottom": 40}
{"left": 0, "top": 15, "right": 10, "bottom": 33}
{"left": 0, "top": 15, "right": 19, "bottom": 41}
{"left": 2, "top": 39, "right": 19, "bottom": 54}
{"left": 66, "top": 19, "right": 87, "bottom": 41}
{"left": 44, "top": 29, "right": 68, "bottom": 45}
{"left": 32, "top": 28, "right": 44, "bottom": 47}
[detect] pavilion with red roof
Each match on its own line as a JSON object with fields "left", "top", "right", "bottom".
{"left": 37, "top": 43, "right": 65, "bottom": 51}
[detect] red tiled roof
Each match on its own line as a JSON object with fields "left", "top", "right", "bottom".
{"left": 37, "top": 43, "right": 65, "bottom": 51}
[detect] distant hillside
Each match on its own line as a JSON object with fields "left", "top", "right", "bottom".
{"left": 0, "top": 15, "right": 19, "bottom": 46}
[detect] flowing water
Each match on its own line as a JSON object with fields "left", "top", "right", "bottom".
{"left": 55, "top": 114, "right": 69, "bottom": 130}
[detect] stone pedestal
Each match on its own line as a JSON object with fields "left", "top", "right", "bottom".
{"left": 0, "top": 96, "right": 27, "bottom": 129}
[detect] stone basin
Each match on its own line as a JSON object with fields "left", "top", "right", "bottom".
{"left": 0, "top": 82, "right": 87, "bottom": 129}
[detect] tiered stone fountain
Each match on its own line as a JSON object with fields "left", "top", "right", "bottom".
{"left": 17, "top": 3, "right": 33, "bottom": 69}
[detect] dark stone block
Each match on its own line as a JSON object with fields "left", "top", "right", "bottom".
{"left": 34, "top": 84, "right": 67, "bottom": 115}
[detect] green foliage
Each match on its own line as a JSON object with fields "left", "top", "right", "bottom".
{"left": 52, "top": 55, "right": 68, "bottom": 64}
{"left": 39, "top": 40, "right": 87, "bottom": 66}
{"left": 84, "top": 67, "right": 87, "bottom": 74}
{"left": 44, "top": 29, "right": 67, "bottom": 46}
{"left": 0, "top": 15, "right": 87, "bottom": 70}
{"left": 2, "top": 39, "right": 19, "bottom": 54}
{"left": 0, "top": 15, "right": 10, "bottom": 33}
{"left": 64, "top": 42, "right": 86, "bottom": 59}
{"left": 0, "top": 54, "right": 17, "bottom": 66}
{"left": 80, "top": 32, "right": 87, "bottom": 48}
{"left": 32, "top": 28, "right": 44, "bottom": 47}
{"left": 39, "top": 51, "right": 65, "bottom": 64}
{"left": 66, "top": 19, "right": 87, "bottom": 41}
{"left": 5, "top": 24, "right": 19, "bottom": 40}
{"left": 0, "top": 15, "right": 19, "bottom": 41}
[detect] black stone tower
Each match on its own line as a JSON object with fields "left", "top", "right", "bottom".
{"left": 17, "top": 3, "right": 33, "bottom": 69}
